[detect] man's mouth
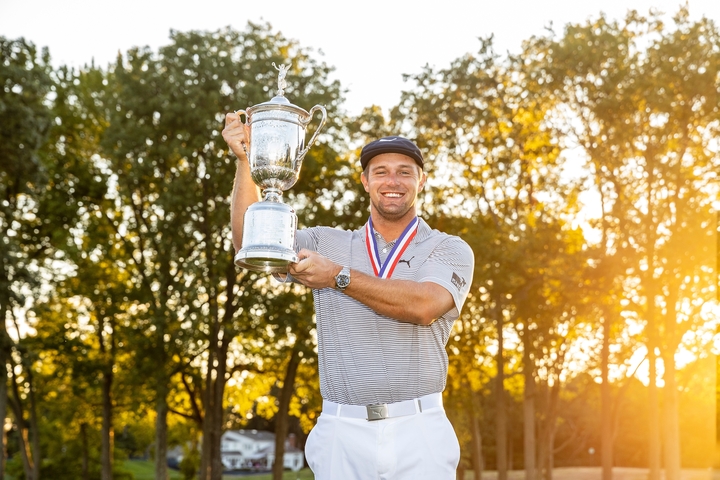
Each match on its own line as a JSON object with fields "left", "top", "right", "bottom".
{"left": 382, "top": 192, "right": 404, "bottom": 198}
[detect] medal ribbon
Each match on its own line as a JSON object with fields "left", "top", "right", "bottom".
{"left": 365, "top": 216, "right": 419, "bottom": 278}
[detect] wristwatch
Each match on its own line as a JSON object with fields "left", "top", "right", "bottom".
{"left": 335, "top": 266, "right": 351, "bottom": 291}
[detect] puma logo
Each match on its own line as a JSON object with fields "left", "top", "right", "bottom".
{"left": 398, "top": 256, "right": 415, "bottom": 268}
{"left": 366, "top": 404, "right": 389, "bottom": 421}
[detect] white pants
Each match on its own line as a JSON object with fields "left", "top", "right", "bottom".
{"left": 305, "top": 398, "right": 459, "bottom": 480}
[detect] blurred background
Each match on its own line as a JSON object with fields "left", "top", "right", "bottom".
{"left": 1, "top": 1, "right": 718, "bottom": 479}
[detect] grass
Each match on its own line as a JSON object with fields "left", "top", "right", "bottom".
{"left": 7, "top": 462, "right": 718, "bottom": 480}
{"left": 122, "top": 462, "right": 720, "bottom": 480}
{"left": 122, "top": 460, "right": 183, "bottom": 480}
{"left": 459, "top": 467, "right": 718, "bottom": 480}
{"left": 122, "top": 460, "right": 315, "bottom": 480}
{"left": 223, "top": 469, "right": 315, "bottom": 480}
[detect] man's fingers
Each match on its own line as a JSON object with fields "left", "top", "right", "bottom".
{"left": 225, "top": 112, "right": 239, "bottom": 125}
{"left": 289, "top": 252, "right": 312, "bottom": 274}
{"left": 290, "top": 259, "right": 309, "bottom": 274}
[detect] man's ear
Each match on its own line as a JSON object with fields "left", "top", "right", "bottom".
{"left": 361, "top": 171, "right": 370, "bottom": 192}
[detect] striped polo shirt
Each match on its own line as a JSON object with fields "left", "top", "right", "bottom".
{"left": 290, "top": 217, "right": 474, "bottom": 406}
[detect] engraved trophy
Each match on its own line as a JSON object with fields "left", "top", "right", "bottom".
{"left": 234, "top": 63, "right": 327, "bottom": 272}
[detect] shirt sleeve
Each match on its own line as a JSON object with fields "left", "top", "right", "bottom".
{"left": 415, "top": 236, "right": 475, "bottom": 320}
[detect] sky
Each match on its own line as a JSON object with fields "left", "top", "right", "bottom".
{"left": 1, "top": 0, "right": 719, "bottom": 116}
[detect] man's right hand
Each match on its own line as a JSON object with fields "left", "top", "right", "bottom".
{"left": 222, "top": 112, "right": 250, "bottom": 161}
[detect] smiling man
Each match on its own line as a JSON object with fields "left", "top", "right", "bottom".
{"left": 223, "top": 122, "right": 475, "bottom": 479}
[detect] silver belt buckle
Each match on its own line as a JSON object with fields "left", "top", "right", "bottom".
{"left": 366, "top": 403, "right": 389, "bottom": 421}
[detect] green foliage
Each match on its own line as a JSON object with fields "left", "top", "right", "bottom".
{"left": 75, "top": 20, "right": 345, "bottom": 478}
{"left": 0, "top": 35, "right": 54, "bottom": 327}
{"left": 179, "top": 445, "right": 200, "bottom": 480}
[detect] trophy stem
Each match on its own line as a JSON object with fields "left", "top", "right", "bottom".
{"left": 263, "top": 188, "right": 284, "bottom": 202}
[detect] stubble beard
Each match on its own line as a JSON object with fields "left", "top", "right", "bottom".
{"left": 371, "top": 198, "right": 416, "bottom": 223}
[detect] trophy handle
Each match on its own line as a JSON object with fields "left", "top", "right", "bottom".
{"left": 234, "top": 109, "right": 251, "bottom": 159}
{"left": 297, "top": 105, "right": 327, "bottom": 162}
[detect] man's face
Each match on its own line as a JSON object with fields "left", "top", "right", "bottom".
{"left": 361, "top": 153, "right": 426, "bottom": 222}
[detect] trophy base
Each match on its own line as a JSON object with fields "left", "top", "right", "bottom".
{"left": 235, "top": 199, "right": 298, "bottom": 273}
{"left": 234, "top": 246, "right": 299, "bottom": 273}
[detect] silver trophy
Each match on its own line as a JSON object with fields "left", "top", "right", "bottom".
{"left": 234, "top": 63, "right": 327, "bottom": 273}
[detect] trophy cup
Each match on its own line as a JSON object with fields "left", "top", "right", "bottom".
{"left": 234, "top": 63, "right": 327, "bottom": 273}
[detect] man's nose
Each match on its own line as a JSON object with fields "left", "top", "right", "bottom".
{"left": 384, "top": 172, "right": 401, "bottom": 185}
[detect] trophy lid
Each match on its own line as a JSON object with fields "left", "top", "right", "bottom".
{"left": 246, "top": 63, "right": 311, "bottom": 118}
{"left": 247, "top": 96, "right": 311, "bottom": 119}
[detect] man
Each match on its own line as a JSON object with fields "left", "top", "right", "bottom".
{"left": 223, "top": 113, "right": 474, "bottom": 480}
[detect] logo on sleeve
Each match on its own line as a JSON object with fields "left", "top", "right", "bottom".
{"left": 451, "top": 272, "right": 467, "bottom": 290}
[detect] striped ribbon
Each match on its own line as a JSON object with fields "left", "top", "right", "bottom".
{"left": 365, "top": 216, "right": 419, "bottom": 278}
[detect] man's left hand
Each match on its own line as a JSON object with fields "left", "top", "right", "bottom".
{"left": 288, "top": 249, "right": 341, "bottom": 290}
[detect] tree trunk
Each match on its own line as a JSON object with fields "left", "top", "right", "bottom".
{"left": 211, "top": 349, "right": 228, "bottom": 480}
{"left": 601, "top": 306, "right": 613, "bottom": 480}
{"left": 663, "top": 352, "right": 681, "bottom": 480}
{"left": 199, "top": 375, "right": 218, "bottom": 479}
{"left": 272, "top": 344, "right": 302, "bottom": 480}
{"left": 547, "top": 420, "right": 555, "bottom": 480}
{"left": 495, "top": 313, "right": 508, "bottom": 480}
{"left": 0, "top": 347, "right": 7, "bottom": 479}
{"left": 471, "top": 409, "right": 484, "bottom": 480}
{"left": 199, "top": 341, "right": 217, "bottom": 479}
{"left": 200, "top": 334, "right": 229, "bottom": 480}
{"left": 537, "top": 379, "right": 559, "bottom": 480}
{"left": 7, "top": 354, "right": 41, "bottom": 480}
{"left": 647, "top": 286, "right": 661, "bottom": 480}
{"left": 508, "top": 432, "right": 514, "bottom": 471}
{"left": 27, "top": 369, "right": 40, "bottom": 480}
{"left": 662, "top": 286, "right": 682, "bottom": 480}
{"left": 101, "top": 366, "right": 114, "bottom": 480}
{"left": 81, "top": 422, "right": 90, "bottom": 480}
{"left": 0, "top": 240, "right": 11, "bottom": 480}
{"left": 644, "top": 158, "right": 662, "bottom": 480}
{"left": 155, "top": 390, "right": 169, "bottom": 480}
{"left": 9, "top": 369, "right": 35, "bottom": 480}
{"left": 537, "top": 386, "right": 547, "bottom": 480}
{"left": 523, "top": 333, "right": 536, "bottom": 480}
{"left": 15, "top": 420, "right": 34, "bottom": 480}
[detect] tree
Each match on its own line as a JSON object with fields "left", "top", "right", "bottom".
{"left": 91, "top": 23, "right": 346, "bottom": 480}
{"left": 524, "top": 7, "right": 720, "bottom": 479}
{"left": 0, "top": 37, "right": 54, "bottom": 479}
{"left": 1, "top": 37, "right": 109, "bottom": 480}
{"left": 395, "top": 33, "right": 592, "bottom": 480}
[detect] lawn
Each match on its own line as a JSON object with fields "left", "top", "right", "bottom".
{"left": 6, "top": 463, "right": 717, "bottom": 480}
{"left": 122, "top": 460, "right": 182, "bottom": 480}
{"left": 122, "top": 460, "right": 315, "bottom": 480}
{"left": 223, "top": 469, "right": 315, "bottom": 480}
{"left": 461, "top": 467, "right": 717, "bottom": 480}
{"left": 121, "top": 463, "right": 720, "bottom": 480}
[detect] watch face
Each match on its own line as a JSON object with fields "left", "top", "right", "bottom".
{"left": 336, "top": 268, "right": 350, "bottom": 289}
